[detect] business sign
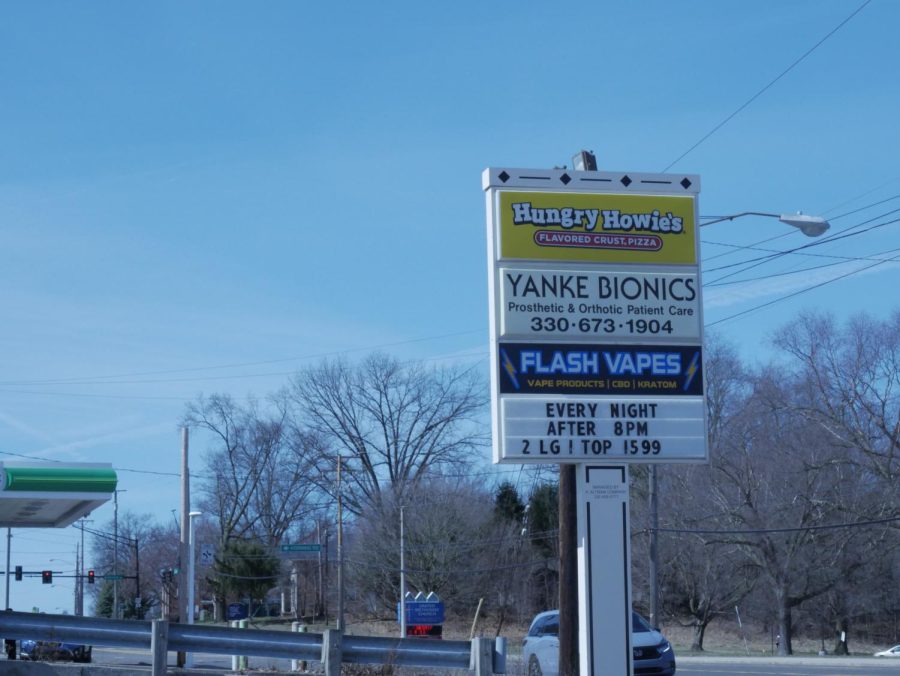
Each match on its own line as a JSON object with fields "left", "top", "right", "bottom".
{"left": 498, "top": 343, "right": 703, "bottom": 396}
{"left": 397, "top": 600, "right": 446, "bottom": 625}
{"left": 496, "top": 190, "right": 696, "bottom": 264}
{"left": 501, "top": 397, "right": 706, "bottom": 463}
{"left": 484, "top": 167, "right": 707, "bottom": 465}
{"left": 227, "top": 603, "right": 249, "bottom": 620}
{"left": 500, "top": 267, "right": 700, "bottom": 340}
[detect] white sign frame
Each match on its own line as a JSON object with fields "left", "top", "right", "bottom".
{"left": 484, "top": 167, "right": 708, "bottom": 465}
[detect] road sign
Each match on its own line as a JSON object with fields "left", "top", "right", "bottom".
{"left": 484, "top": 167, "right": 708, "bottom": 464}
{"left": 397, "top": 600, "right": 445, "bottom": 625}
{"left": 227, "top": 603, "right": 248, "bottom": 620}
{"left": 105, "top": 574, "right": 124, "bottom": 581}
{"left": 277, "top": 543, "right": 322, "bottom": 560}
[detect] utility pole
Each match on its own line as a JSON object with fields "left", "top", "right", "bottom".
{"left": 336, "top": 455, "right": 344, "bottom": 632}
{"left": 5, "top": 529, "right": 11, "bottom": 610}
{"left": 558, "top": 465, "right": 578, "bottom": 676}
{"left": 79, "top": 518, "right": 91, "bottom": 617}
{"left": 134, "top": 537, "right": 142, "bottom": 620}
{"left": 649, "top": 465, "right": 659, "bottom": 628}
{"left": 556, "top": 150, "right": 600, "bottom": 676}
{"left": 74, "top": 542, "right": 81, "bottom": 616}
{"left": 113, "top": 490, "right": 119, "bottom": 620}
{"left": 178, "top": 427, "right": 189, "bottom": 668}
{"left": 317, "top": 522, "right": 324, "bottom": 619}
{"left": 399, "top": 505, "right": 407, "bottom": 638}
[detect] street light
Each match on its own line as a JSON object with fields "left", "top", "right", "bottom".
{"left": 185, "top": 510, "right": 202, "bottom": 669}
{"left": 700, "top": 211, "right": 830, "bottom": 237}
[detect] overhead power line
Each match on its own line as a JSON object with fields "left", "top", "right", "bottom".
{"left": 706, "top": 251, "right": 900, "bottom": 327}
{"left": 663, "top": 0, "right": 871, "bottom": 171}
{"left": 656, "top": 514, "right": 900, "bottom": 535}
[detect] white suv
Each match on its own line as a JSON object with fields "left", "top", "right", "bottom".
{"left": 522, "top": 610, "right": 675, "bottom": 675}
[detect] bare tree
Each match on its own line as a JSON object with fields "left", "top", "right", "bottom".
{"left": 184, "top": 393, "right": 324, "bottom": 545}
{"left": 773, "top": 311, "right": 900, "bottom": 484}
{"left": 771, "top": 311, "right": 900, "bottom": 649}
{"left": 184, "top": 393, "right": 326, "bottom": 619}
{"left": 656, "top": 464, "right": 756, "bottom": 651}
{"left": 285, "top": 353, "right": 488, "bottom": 516}
{"left": 89, "top": 512, "right": 179, "bottom": 618}
{"left": 345, "top": 478, "right": 522, "bottom": 620}
{"left": 704, "top": 371, "right": 873, "bottom": 655}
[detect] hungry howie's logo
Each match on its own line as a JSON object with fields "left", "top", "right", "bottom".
{"left": 497, "top": 191, "right": 697, "bottom": 264}
{"left": 512, "top": 202, "right": 683, "bottom": 252}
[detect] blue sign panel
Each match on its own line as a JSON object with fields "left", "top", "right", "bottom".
{"left": 498, "top": 342, "right": 703, "bottom": 396}
{"left": 227, "top": 602, "right": 249, "bottom": 620}
{"left": 397, "top": 601, "right": 445, "bottom": 625}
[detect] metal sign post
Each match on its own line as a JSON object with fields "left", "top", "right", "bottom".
{"left": 577, "top": 465, "right": 632, "bottom": 676}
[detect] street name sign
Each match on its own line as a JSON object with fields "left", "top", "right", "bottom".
{"left": 484, "top": 167, "right": 708, "bottom": 464}
{"left": 278, "top": 543, "right": 322, "bottom": 560}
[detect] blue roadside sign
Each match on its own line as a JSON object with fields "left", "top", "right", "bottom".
{"left": 227, "top": 603, "right": 248, "bottom": 620}
{"left": 397, "top": 600, "right": 445, "bottom": 625}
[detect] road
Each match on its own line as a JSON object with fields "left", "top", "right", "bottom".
{"left": 11, "top": 649, "right": 900, "bottom": 675}
{"left": 677, "top": 655, "right": 900, "bottom": 676}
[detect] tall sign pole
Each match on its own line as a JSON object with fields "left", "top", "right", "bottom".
{"left": 4, "top": 529, "right": 10, "bottom": 610}
{"left": 178, "top": 427, "right": 189, "bottom": 668}
{"left": 484, "top": 165, "right": 706, "bottom": 675}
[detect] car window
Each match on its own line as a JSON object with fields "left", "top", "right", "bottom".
{"left": 632, "top": 613, "right": 651, "bottom": 633}
{"left": 542, "top": 619, "right": 559, "bottom": 637}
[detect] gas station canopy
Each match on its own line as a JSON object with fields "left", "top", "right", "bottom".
{"left": 0, "top": 462, "right": 117, "bottom": 528}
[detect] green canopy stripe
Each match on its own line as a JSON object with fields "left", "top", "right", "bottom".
{"left": 3, "top": 467, "right": 117, "bottom": 493}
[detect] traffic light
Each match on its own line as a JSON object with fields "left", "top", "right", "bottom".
{"left": 87, "top": 570, "right": 95, "bottom": 584}
{"left": 14, "top": 566, "right": 22, "bottom": 581}
{"left": 41, "top": 570, "right": 52, "bottom": 584}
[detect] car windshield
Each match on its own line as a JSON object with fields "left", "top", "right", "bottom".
{"left": 632, "top": 613, "right": 652, "bottom": 633}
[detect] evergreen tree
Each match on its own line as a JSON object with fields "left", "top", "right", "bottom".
{"left": 494, "top": 482, "right": 525, "bottom": 523}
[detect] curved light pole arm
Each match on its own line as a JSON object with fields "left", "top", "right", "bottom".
{"left": 700, "top": 211, "right": 830, "bottom": 237}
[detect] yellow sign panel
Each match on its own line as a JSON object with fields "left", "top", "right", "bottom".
{"left": 497, "top": 191, "right": 697, "bottom": 265}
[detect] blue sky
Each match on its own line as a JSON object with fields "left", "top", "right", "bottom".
{"left": 2, "top": 0, "right": 898, "bottom": 613}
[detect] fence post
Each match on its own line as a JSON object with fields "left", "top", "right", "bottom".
{"left": 471, "top": 637, "right": 493, "bottom": 676}
{"left": 239, "top": 618, "right": 249, "bottom": 669}
{"left": 291, "top": 622, "right": 307, "bottom": 672}
{"left": 151, "top": 619, "right": 169, "bottom": 676}
{"left": 230, "top": 620, "right": 239, "bottom": 671}
{"left": 493, "top": 636, "right": 507, "bottom": 674}
{"left": 322, "top": 628, "right": 342, "bottom": 676}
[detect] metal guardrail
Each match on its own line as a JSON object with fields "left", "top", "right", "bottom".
{"left": 0, "top": 610, "right": 506, "bottom": 675}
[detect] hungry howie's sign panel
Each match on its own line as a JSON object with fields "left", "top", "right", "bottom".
{"left": 497, "top": 190, "right": 697, "bottom": 265}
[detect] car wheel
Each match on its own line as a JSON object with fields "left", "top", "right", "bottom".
{"left": 528, "top": 654, "right": 544, "bottom": 676}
